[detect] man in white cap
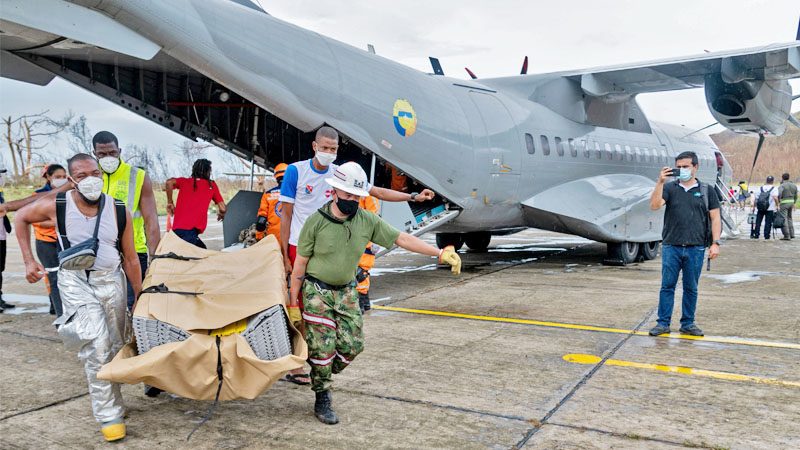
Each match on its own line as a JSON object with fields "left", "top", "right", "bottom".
{"left": 288, "top": 162, "right": 461, "bottom": 425}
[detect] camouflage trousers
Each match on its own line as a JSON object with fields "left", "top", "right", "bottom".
{"left": 301, "top": 280, "right": 364, "bottom": 392}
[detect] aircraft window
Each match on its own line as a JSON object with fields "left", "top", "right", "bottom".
{"left": 580, "top": 140, "right": 590, "bottom": 158}
{"left": 614, "top": 144, "right": 623, "bottom": 161}
{"left": 604, "top": 143, "right": 613, "bottom": 160}
{"left": 634, "top": 146, "right": 641, "bottom": 162}
{"left": 569, "top": 138, "right": 577, "bottom": 157}
{"left": 595, "top": 141, "right": 602, "bottom": 159}
{"left": 625, "top": 145, "right": 633, "bottom": 162}
{"left": 555, "top": 137, "right": 565, "bottom": 156}
{"left": 541, "top": 135, "right": 551, "bottom": 156}
{"left": 525, "top": 133, "right": 535, "bottom": 154}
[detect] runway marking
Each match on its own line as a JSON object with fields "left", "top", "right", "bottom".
{"left": 564, "top": 353, "right": 800, "bottom": 388}
{"left": 372, "top": 306, "right": 800, "bottom": 350}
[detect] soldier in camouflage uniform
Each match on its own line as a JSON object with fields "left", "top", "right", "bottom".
{"left": 288, "top": 162, "right": 461, "bottom": 425}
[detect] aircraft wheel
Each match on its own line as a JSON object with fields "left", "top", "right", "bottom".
{"left": 436, "top": 233, "right": 464, "bottom": 251}
{"left": 464, "top": 231, "right": 491, "bottom": 251}
{"left": 605, "top": 241, "right": 640, "bottom": 265}
{"left": 639, "top": 241, "right": 660, "bottom": 261}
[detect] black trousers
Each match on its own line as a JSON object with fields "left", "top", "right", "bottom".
{"left": 126, "top": 252, "right": 149, "bottom": 310}
{"left": 752, "top": 210, "right": 775, "bottom": 239}
{"left": 35, "top": 239, "right": 62, "bottom": 317}
{"left": 0, "top": 239, "right": 6, "bottom": 297}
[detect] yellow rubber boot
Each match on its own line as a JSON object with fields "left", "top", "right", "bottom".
{"left": 101, "top": 423, "right": 126, "bottom": 442}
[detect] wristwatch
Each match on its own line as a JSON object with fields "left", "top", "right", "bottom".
{"left": 408, "top": 192, "right": 419, "bottom": 201}
{"left": 712, "top": 240, "right": 722, "bottom": 246}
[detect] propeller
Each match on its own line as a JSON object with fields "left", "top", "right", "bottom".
{"left": 684, "top": 93, "right": 800, "bottom": 138}
{"left": 520, "top": 56, "right": 529, "bottom": 75}
{"left": 744, "top": 132, "right": 767, "bottom": 195}
{"left": 464, "top": 67, "right": 478, "bottom": 79}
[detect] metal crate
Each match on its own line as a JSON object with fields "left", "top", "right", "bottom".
{"left": 241, "top": 305, "right": 293, "bottom": 361}
{"left": 132, "top": 316, "right": 191, "bottom": 354}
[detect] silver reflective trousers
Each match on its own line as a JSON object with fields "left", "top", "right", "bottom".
{"left": 54, "top": 268, "right": 128, "bottom": 423}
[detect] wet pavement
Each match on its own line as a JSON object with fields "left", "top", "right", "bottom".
{"left": 0, "top": 217, "right": 798, "bottom": 449}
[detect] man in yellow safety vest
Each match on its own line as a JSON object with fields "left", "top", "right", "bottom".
{"left": 92, "top": 131, "right": 160, "bottom": 309}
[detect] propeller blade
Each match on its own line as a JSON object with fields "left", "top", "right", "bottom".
{"left": 520, "top": 56, "right": 529, "bottom": 75}
{"left": 745, "top": 133, "right": 766, "bottom": 191}
{"left": 788, "top": 114, "right": 800, "bottom": 128}
{"left": 465, "top": 67, "right": 478, "bottom": 79}
{"left": 681, "top": 121, "right": 719, "bottom": 138}
{"left": 793, "top": 94, "right": 800, "bottom": 100}
{"left": 429, "top": 57, "right": 444, "bottom": 76}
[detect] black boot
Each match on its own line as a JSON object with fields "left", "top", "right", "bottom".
{"left": 314, "top": 390, "right": 339, "bottom": 425}
{"left": 0, "top": 298, "right": 15, "bottom": 309}
{"left": 358, "top": 293, "right": 371, "bottom": 313}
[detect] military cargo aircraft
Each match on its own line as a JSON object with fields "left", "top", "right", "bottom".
{"left": 2, "top": 0, "right": 799, "bottom": 263}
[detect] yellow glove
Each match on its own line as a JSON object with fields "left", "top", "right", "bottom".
{"left": 439, "top": 245, "right": 461, "bottom": 275}
{"left": 287, "top": 306, "right": 302, "bottom": 327}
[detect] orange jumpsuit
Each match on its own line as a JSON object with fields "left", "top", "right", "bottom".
{"left": 255, "top": 186, "right": 283, "bottom": 241}
{"left": 357, "top": 196, "right": 380, "bottom": 296}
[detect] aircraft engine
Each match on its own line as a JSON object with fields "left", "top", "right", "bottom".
{"left": 704, "top": 73, "right": 792, "bottom": 136}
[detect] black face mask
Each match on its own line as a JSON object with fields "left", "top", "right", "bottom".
{"left": 335, "top": 197, "right": 359, "bottom": 216}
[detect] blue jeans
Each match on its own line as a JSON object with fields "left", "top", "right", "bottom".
{"left": 657, "top": 244, "right": 705, "bottom": 328}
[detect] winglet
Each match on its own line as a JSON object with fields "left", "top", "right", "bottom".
{"left": 465, "top": 67, "right": 478, "bottom": 79}
{"left": 429, "top": 57, "right": 444, "bottom": 75}
{"left": 520, "top": 56, "right": 529, "bottom": 75}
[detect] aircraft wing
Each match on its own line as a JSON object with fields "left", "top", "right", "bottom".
{"left": 484, "top": 42, "right": 800, "bottom": 99}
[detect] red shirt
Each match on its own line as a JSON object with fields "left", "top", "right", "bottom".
{"left": 172, "top": 178, "right": 223, "bottom": 233}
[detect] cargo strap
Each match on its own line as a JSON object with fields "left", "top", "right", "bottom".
{"left": 139, "top": 283, "right": 203, "bottom": 298}
{"left": 151, "top": 252, "right": 204, "bottom": 261}
{"left": 187, "top": 335, "right": 223, "bottom": 441}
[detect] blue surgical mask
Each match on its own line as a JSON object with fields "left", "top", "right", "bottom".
{"left": 679, "top": 168, "right": 692, "bottom": 181}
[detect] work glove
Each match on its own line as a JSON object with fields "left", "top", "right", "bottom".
{"left": 287, "top": 306, "right": 303, "bottom": 328}
{"left": 255, "top": 215, "right": 267, "bottom": 232}
{"left": 439, "top": 245, "right": 461, "bottom": 275}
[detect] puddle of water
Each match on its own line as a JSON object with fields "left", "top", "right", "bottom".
{"left": 491, "top": 257, "right": 539, "bottom": 266}
{"left": 1, "top": 293, "right": 51, "bottom": 315}
{"left": 489, "top": 244, "right": 567, "bottom": 253}
{"left": 706, "top": 271, "right": 774, "bottom": 284}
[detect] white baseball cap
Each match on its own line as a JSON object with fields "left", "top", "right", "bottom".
{"left": 325, "top": 162, "right": 370, "bottom": 197}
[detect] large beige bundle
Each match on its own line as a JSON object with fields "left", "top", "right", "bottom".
{"left": 98, "top": 232, "right": 307, "bottom": 400}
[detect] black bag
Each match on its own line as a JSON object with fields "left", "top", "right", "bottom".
{"left": 773, "top": 212, "right": 786, "bottom": 229}
{"left": 56, "top": 193, "right": 105, "bottom": 270}
{"left": 755, "top": 186, "right": 773, "bottom": 212}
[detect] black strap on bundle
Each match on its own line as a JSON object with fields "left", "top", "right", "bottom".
{"left": 186, "top": 335, "right": 224, "bottom": 441}
{"left": 151, "top": 252, "right": 204, "bottom": 261}
{"left": 138, "top": 283, "right": 203, "bottom": 299}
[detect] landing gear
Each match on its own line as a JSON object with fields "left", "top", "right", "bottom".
{"left": 638, "top": 241, "right": 660, "bottom": 261}
{"left": 435, "top": 233, "right": 464, "bottom": 251}
{"left": 604, "top": 241, "right": 640, "bottom": 265}
{"left": 464, "top": 231, "right": 491, "bottom": 251}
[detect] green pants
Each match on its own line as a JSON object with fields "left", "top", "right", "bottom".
{"left": 301, "top": 280, "right": 364, "bottom": 392}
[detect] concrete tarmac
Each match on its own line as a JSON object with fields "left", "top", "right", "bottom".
{"left": 0, "top": 219, "right": 798, "bottom": 449}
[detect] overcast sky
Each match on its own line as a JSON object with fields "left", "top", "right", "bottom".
{"left": 1, "top": 0, "right": 799, "bottom": 171}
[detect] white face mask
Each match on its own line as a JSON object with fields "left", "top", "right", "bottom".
{"left": 98, "top": 156, "right": 120, "bottom": 174}
{"left": 77, "top": 176, "right": 103, "bottom": 201}
{"left": 51, "top": 178, "right": 68, "bottom": 188}
{"left": 315, "top": 151, "right": 337, "bottom": 167}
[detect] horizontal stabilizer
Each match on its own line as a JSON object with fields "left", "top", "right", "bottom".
{"left": 0, "top": 0, "right": 160, "bottom": 60}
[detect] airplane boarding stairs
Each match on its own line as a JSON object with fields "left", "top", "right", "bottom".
{"left": 714, "top": 177, "right": 741, "bottom": 239}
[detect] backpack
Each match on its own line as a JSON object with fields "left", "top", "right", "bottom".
{"left": 755, "top": 186, "right": 773, "bottom": 212}
{"left": 56, "top": 192, "right": 128, "bottom": 255}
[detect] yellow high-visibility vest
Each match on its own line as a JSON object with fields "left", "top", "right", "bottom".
{"left": 103, "top": 160, "right": 147, "bottom": 253}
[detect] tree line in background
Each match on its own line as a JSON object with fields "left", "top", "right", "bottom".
{"left": 711, "top": 118, "right": 800, "bottom": 184}
{"left": 2, "top": 111, "right": 248, "bottom": 183}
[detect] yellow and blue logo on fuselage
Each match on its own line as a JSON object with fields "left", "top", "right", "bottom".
{"left": 392, "top": 99, "right": 417, "bottom": 137}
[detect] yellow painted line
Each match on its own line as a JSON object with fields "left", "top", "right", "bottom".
{"left": 372, "top": 306, "right": 800, "bottom": 351}
{"left": 564, "top": 353, "right": 800, "bottom": 388}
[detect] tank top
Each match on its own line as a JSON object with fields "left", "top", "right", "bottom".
{"left": 57, "top": 191, "right": 121, "bottom": 270}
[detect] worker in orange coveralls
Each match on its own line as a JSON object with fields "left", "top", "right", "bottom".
{"left": 356, "top": 195, "right": 379, "bottom": 313}
{"left": 255, "top": 163, "right": 288, "bottom": 241}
